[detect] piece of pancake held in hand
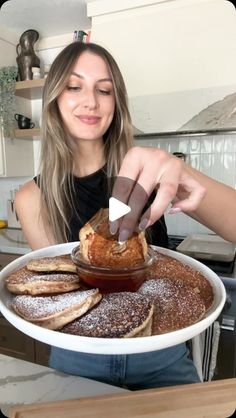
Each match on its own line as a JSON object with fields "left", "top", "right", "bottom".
{"left": 138, "top": 278, "right": 206, "bottom": 335}
{"left": 5, "top": 266, "right": 80, "bottom": 295}
{"left": 79, "top": 208, "right": 148, "bottom": 268}
{"left": 146, "top": 252, "right": 214, "bottom": 311}
{"left": 27, "top": 255, "right": 77, "bottom": 273}
{"left": 61, "top": 292, "right": 154, "bottom": 338}
{"left": 11, "top": 288, "right": 102, "bottom": 330}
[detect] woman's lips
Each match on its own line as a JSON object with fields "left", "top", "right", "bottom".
{"left": 77, "top": 115, "right": 101, "bottom": 125}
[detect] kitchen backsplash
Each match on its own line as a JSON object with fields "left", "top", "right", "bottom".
{"left": 135, "top": 133, "right": 236, "bottom": 237}
{"left": 0, "top": 133, "right": 235, "bottom": 237}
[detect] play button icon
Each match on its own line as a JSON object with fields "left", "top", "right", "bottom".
{"left": 109, "top": 197, "right": 131, "bottom": 222}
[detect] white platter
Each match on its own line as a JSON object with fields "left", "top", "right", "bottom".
{"left": 0, "top": 242, "right": 226, "bottom": 355}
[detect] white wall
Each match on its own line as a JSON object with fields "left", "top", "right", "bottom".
{"left": 89, "top": 0, "right": 236, "bottom": 133}
{"left": 89, "top": 0, "right": 236, "bottom": 95}
{"left": 0, "top": 26, "right": 17, "bottom": 66}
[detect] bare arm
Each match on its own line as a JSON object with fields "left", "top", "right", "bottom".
{"left": 113, "top": 147, "right": 236, "bottom": 243}
{"left": 14, "top": 180, "right": 56, "bottom": 250}
{"left": 183, "top": 165, "right": 236, "bottom": 242}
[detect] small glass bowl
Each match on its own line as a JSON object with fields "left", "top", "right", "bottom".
{"left": 71, "top": 245, "right": 154, "bottom": 293}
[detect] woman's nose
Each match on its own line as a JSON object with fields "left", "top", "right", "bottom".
{"left": 82, "top": 90, "right": 98, "bottom": 109}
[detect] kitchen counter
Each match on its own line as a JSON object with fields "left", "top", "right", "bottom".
{"left": 8, "top": 377, "right": 236, "bottom": 418}
{"left": 0, "top": 354, "right": 127, "bottom": 417}
{"left": 0, "top": 229, "right": 30, "bottom": 255}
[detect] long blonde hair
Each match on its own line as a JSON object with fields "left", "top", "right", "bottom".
{"left": 39, "top": 42, "right": 134, "bottom": 243}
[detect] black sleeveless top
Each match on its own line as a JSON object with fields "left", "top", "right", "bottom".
{"left": 34, "top": 167, "right": 169, "bottom": 247}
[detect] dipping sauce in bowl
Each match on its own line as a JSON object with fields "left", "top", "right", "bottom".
{"left": 71, "top": 245, "right": 154, "bottom": 292}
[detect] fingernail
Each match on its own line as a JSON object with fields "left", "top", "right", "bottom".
{"left": 139, "top": 218, "right": 149, "bottom": 231}
{"left": 110, "top": 221, "right": 119, "bottom": 235}
{"left": 118, "top": 229, "right": 130, "bottom": 243}
{"left": 168, "top": 207, "right": 182, "bottom": 214}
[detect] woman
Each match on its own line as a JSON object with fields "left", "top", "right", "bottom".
{"left": 15, "top": 41, "right": 236, "bottom": 389}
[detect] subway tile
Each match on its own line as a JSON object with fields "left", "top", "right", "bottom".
{"left": 189, "top": 154, "right": 200, "bottom": 170}
{"left": 135, "top": 139, "right": 153, "bottom": 147}
{"left": 185, "top": 154, "right": 191, "bottom": 164}
{"left": 158, "top": 140, "right": 169, "bottom": 151}
{"left": 200, "top": 137, "right": 213, "bottom": 153}
{"left": 178, "top": 139, "right": 190, "bottom": 154}
{"left": 168, "top": 139, "right": 180, "bottom": 153}
{"left": 221, "top": 153, "right": 235, "bottom": 187}
{"left": 190, "top": 139, "right": 201, "bottom": 154}
{"left": 224, "top": 137, "right": 236, "bottom": 152}
{"left": 200, "top": 154, "right": 212, "bottom": 176}
{"left": 211, "top": 154, "right": 224, "bottom": 182}
{"left": 212, "top": 136, "right": 225, "bottom": 153}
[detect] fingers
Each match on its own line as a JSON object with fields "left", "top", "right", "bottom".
{"left": 112, "top": 176, "right": 135, "bottom": 206}
{"left": 139, "top": 168, "right": 180, "bottom": 229}
{"left": 142, "top": 174, "right": 206, "bottom": 229}
{"left": 111, "top": 175, "right": 152, "bottom": 241}
{"left": 110, "top": 147, "right": 206, "bottom": 241}
{"left": 112, "top": 150, "right": 159, "bottom": 240}
{"left": 118, "top": 178, "right": 152, "bottom": 242}
{"left": 170, "top": 175, "right": 206, "bottom": 212}
{"left": 110, "top": 176, "right": 136, "bottom": 238}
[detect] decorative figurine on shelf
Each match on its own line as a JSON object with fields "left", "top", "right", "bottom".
{"left": 73, "top": 30, "right": 88, "bottom": 42}
{"left": 16, "top": 29, "right": 40, "bottom": 81}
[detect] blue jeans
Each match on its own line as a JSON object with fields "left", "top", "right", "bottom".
{"left": 49, "top": 343, "right": 200, "bottom": 390}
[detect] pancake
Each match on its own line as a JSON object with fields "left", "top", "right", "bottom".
{"left": 146, "top": 252, "right": 214, "bottom": 311}
{"left": 27, "top": 255, "right": 77, "bottom": 273}
{"left": 5, "top": 266, "right": 80, "bottom": 295}
{"left": 79, "top": 208, "right": 148, "bottom": 268}
{"left": 61, "top": 292, "right": 154, "bottom": 338}
{"left": 11, "top": 288, "right": 102, "bottom": 330}
{"left": 138, "top": 278, "right": 206, "bottom": 335}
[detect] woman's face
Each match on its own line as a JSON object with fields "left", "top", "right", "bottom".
{"left": 57, "top": 51, "right": 115, "bottom": 142}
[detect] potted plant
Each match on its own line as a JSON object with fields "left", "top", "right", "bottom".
{"left": 0, "top": 65, "right": 18, "bottom": 136}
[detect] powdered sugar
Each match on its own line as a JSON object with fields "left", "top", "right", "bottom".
{"left": 12, "top": 289, "right": 99, "bottom": 320}
{"left": 5, "top": 266, "right": 79, "bottom": 284}
{"left": 62, "top": 292, "right": 152, "bottom": 338}
{"left": 138, "top": 279, "right": 206, "bottom": 334}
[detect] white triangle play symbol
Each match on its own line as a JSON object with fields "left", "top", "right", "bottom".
{"left": 109, "top": 197, "right": 131, "bottom": 222}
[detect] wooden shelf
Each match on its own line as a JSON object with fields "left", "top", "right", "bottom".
{"left": 15, "top": 79, "right": 45, "bottom": 99}
{"left": 14, "top": 128, "right": 41, "bottom": 138}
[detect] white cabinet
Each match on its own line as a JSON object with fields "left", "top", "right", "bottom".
{"left": 0, "top": 129, "right": 34, "bottom": 177}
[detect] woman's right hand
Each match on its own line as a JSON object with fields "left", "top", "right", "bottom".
{"left": 111, "top": 147, "right": 206, "bottom": 242}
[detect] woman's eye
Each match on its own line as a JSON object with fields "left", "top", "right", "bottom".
{"left": 67, "top": 86, "right": 82, "bottom": 91}
{"left": 98, "top": 89, "right": 111, "bottom": 95}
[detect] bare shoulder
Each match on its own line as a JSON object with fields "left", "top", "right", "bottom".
{"left": 14, "top": 180, "right": 40, "bottom": 215}
{"left": 14, "top": 180, "right": 41, "bottom": 227}
{"left": 15, "top": 179, "right": 40, "bottom": 206}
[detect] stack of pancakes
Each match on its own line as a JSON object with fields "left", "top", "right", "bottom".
{"left": 4, "top": 209, "right": 214, "bottom": 338}
{"left": 4, "top": 251, "right": 213, "bottom": 337}
{"left": 5, "top": 254, "right": 154, "bottom": 336}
